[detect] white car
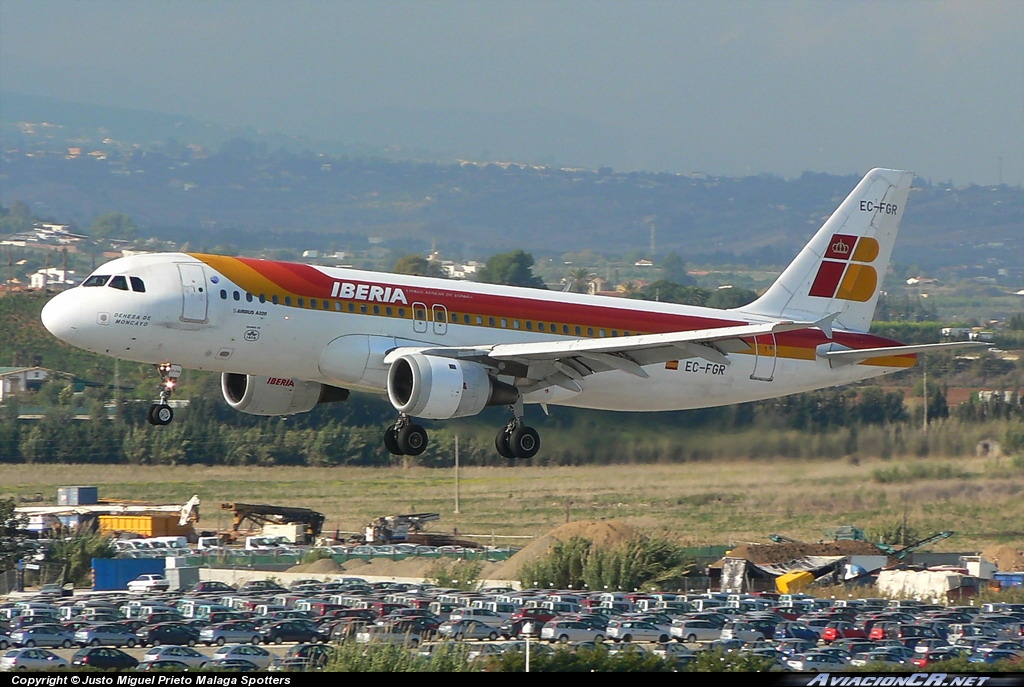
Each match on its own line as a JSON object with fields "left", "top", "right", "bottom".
{"left": 605, "top": 619, "right": 670, "bottom": 643}
{"left": 670, "top": 619, "right": 722, "bottom": 643}
{"left": 140, "top": 645, "right": 211, "bottom": 669}
{"left": 0, "top": 647, "right": 69, "bottom": 671}
{"left": 787, "top": 651, "right": 851, "bottom": 671}
{"left": 127, "top": 574, "right": 171, "bottom": 593}
{"left": 540, "top": 619, "right": 606, "bottom": 644}
{"left": 211, "top": 644, "right": 273, "bottom": 669}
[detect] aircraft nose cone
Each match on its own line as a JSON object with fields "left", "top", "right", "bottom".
{"left": 40, "top": 291, "right": 81, "bottom": 343}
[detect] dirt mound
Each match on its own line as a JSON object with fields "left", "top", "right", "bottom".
{"left": 285, "top": 520, "right": 640, "bottom": 583}
{"left": 724, "top": 540, "right": 891, "bottom": 565}
{"left": 486, "top": 519, "right": 638, "bottom": 581}
{"left": 287, "top": 557, "right": 346, "bottom": 574}
{"left": 981, "top": 544, "right": 1024, "bottom": 572}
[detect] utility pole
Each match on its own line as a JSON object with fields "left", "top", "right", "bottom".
{"left": 453, "top": 436, "right": 460, "bottom": 514}
{"left": 922, "top": 354, "right": 928, "bottom": 433}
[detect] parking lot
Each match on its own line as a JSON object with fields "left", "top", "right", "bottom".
{"left": 2, "top": 572, "right": 1023, "bottom": 671}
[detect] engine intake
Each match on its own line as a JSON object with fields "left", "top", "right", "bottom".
{"left": 387, "top": 354, "right": 518, "bottom": 419}
{"left": 221, "top": 373, "right": 348, "bottom": 416}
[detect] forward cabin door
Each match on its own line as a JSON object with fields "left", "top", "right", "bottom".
{"left": 178, "top": 263, "right": 209, "bottom": 323}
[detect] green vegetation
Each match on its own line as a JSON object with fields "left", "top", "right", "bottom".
{"left": 518, "top": 535, "right": 694, "bottom": 592}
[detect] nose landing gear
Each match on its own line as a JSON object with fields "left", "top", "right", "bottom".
{"left": 147, "top": 363, "right": 181, "bottom": 426}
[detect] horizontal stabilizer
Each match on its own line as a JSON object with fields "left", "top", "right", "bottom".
{"left": 821, "top": 341, "right": 991, "bottom": 366}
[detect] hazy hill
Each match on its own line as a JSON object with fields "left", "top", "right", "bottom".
{"left": 1, "top": 93, "right": 1021, "bottom": 278}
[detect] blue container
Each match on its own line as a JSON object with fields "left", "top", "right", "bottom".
{"left": 57, "top": 485, "right": 99, "bottom": 505}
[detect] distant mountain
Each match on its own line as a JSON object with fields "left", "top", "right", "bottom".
{"left": 1, "top": 92, "right": 1021, "bottom": 281}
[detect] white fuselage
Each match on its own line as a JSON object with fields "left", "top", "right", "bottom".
{"left": 41, "top": 252, "right": 906, "bottom": 413}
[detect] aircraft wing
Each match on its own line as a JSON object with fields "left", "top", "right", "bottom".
{"left": 384, "top": 319, "right": 819, "bottom": 393}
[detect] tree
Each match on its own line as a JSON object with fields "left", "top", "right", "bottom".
{"left": 658, "top": 252, "right": 696, "bottom": 286}
{"left": 705, "top": 286, "right": 759, "bottom": 309}
{"left": 638, "top": 280, "right": 710, "bottom": 305}
{"left": 565, "top": 266, "right": 595, "bottom": 293}
{"left": 392, "top": 254, "right": 444, "bottom": 277}
{"left": 475, "top": 250, "right": 547, "bottom": 289}
{"left": 89, "top": 212, "right": 137, "bottom": 240}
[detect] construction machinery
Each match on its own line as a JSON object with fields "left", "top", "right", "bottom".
{"left": 365, "top": 513, "right": 440, "bottom": 544}
{"left": 875, "top": 531, "right": 955, "bottom": 561}
{"left": 220, "top": 502, "right": 326, "bottom": 544}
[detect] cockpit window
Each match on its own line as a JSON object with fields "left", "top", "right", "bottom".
{"left": 130, "top": 276, "right": 146, "bottom": 292}
{"left": 83, "top": 275, "right": 110, "bottom": 287}
{"left": 109, "top": 275, "right": 129, "bottom": 291}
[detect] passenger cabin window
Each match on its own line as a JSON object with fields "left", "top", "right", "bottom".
{"left": 83, "top": 275, "right": 110, "bottom": 287}
{"left": 129, "top": 277, "right": 146, "bottom": 292}
{"left": 109, "top": 275, "right": 129, "bottom": 291}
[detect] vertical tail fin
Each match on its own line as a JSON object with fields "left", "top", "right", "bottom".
{"left": 738, "top": 168, "right": 914, "bottom": 333}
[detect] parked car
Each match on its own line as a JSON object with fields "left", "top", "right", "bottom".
{"left": 71, "top": 647, "right": 139, "bottom": 670}
{"left": 258, "top": 619, "right": 323, "bottom": 644}
{"left": 356, "top": 623, "right": 425, "bottom": 646}
{"left": 268, "top": 643, "right": 334, "bottom": 671}
{"left": 136, "top": 621, "right": 200, "bottom": 647}
{"left": 820, "top": 620, "right": 869, "bottom": 644}
{"left": 911, "top": 648, "right": 968, "bottom": 668}
{"left": 139, "top": 645, "right": 211, "bottom": 669}
{"left": 127, "top": 574, "right": 171, "bottom": 593}
{"left": 670, "top": 618, "right": 722, "bottom": 643}
{"left": 0, "top": 647, "right": 69, "bottom": 671}
{"left": 210, "top": 644, "right": 273, "bottom": 669}
{"left": 203, "top": 658, "right": 262, "bottom": 671}
{"left": 605, "top": 619, "right": 670, "bottom": 643}
{"left": 11, "top": 624, "right": 75, "bottom": 648}
{"left": 236, "top": 580, "right": 288, "bottom": 595}
{"left": 773, "top": 620, "right": 820, "bottom": 642}
{"left": 199, "top": 620, "right": 263, "bottom": 646}
{"left": 74, "top": 623, "right": 140, "bottom": 648}
{"left": 191, "top": 581, "right": 237, "bottom": 595}
{"left": 133, "top": 659, "right": 191, "bottom": 672}
{"left": 436, "top": 619, "right": 501, "bottom": 642}
{"left": 540, "top": 619, "right": 606, "bottom": 644}
{"left": 786, "top": 651, "right": 850, "bottom": 671}
{"left": 968, "top": 649, "right": 1023, "bottom": 665}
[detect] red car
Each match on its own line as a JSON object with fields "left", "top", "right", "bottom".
{"left": 820, "top": 621, "right": 868, "bottom": 644}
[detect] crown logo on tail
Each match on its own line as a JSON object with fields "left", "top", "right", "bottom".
{"left": 830, "top": 238, "right": 851, "bottom": 255}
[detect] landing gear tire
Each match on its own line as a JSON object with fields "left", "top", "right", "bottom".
{"left": 495, "top": 430, "right": 515, "bottom": 459}
{"left": 509, "top": 425, "right": 540, "bottom": 459}
{"left": 384, "top": 426, "right": 403, "bottom": 455}
{"left": 397, "top": 423, "right": 428, "bottom": 456}
{"left": 147, "top": 404, "right": 173, "bottom": 426}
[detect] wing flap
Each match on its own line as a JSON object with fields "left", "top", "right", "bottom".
{"left": 821, "top": 341, "right": 991, "bottom": 366}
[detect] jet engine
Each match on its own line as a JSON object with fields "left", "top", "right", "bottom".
{"left": 221, "top": 373, "right": 349, "bottom": 416}
{"left": 387, "top": 353, "right": 518, "bottom": 420}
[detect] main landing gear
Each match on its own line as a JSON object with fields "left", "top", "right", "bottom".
{"left": 494, "top": 398, "right": 540, "bottom": 459}
{"left": 383, "top": 402, "right": 541, "bottom": 460}
{"left": 147, "top": 363, "right": 181, "bottom": 426}
{"left": 494, "top": 419, "right": 541, "bottom": 460}
{"left": 384, "top": 415, "right": 428, "bottom": 456}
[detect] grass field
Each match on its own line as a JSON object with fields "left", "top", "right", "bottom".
{"left": 4, "top": 453, "right": 1021, "bottom": 554}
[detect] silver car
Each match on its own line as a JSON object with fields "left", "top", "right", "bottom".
{"left": 11, "top": 624, "right": 75, "bottom": 648}
{"left": 198, "top": 621, "right": 263, "bottom": 646}
{"left": 74, "top": 623, "right": 140, "bottom": 648}
{"left": 0, "top": 648, "right": 69, "bottom": 671}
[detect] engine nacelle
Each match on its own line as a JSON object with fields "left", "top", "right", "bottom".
{"left": 387, "top": 354, "right": 518, "bottom": 420}
{"left": 221, "top": 373, "right": 348, "bottom": 416}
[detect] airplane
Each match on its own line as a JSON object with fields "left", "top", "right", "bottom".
{"left": 40, "top": 168, "right": 987, "bottom": 459}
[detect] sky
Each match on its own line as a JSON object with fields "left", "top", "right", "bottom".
{"left": 1, "top": 0, "right": 1022, "bottom": 186}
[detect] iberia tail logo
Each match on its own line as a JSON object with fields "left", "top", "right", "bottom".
{"left": 808, "top": 234, "right": 879, "bottom": 302}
